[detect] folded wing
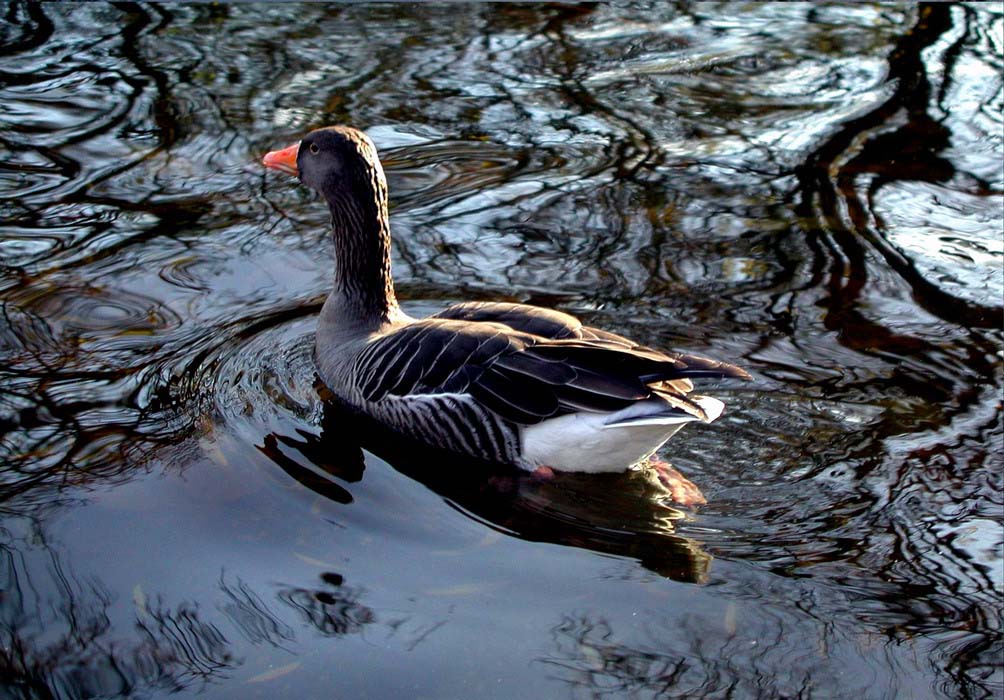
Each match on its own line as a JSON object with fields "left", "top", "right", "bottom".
{"left": 353, "top": 311, "right": 749, "bottom": 427}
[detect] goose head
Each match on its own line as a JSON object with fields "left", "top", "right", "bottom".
{"left": 262, "top": 126, "right": 397, "bottom": 321}
{"left": 262, "top": 126, "right": 387, "bottom": 206}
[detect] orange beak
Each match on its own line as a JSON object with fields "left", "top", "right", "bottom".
{"left": 262, "top": 142, "right": 299, "bottom": 176}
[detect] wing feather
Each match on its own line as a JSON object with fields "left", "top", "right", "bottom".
{"left": 351, "top": 310, "right": 748, "bottom": 427}
{"left": 468, "top": 367, "right": 560, "bottom": 423}
{"left": 354, "top": 319, "right": 516, "bottom": 401}
{"left": 432, "top": 301, "right": 583, "bottom": 339}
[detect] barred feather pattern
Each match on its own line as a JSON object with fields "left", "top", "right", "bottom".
{"left": 356, "top": 391, "right": 523, "bottom": 466}
{"left": 323, "top": 128, "right": 398, "bottom": 320}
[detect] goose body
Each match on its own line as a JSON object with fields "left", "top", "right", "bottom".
{"left": 263, "top": 127, "right": 749, "bottom": 486}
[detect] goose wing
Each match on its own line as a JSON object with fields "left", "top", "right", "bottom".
{"left": 353, "top": 317, "right": 749, "bottom": 426}
{"left": 431, "top": 301, "right": 586, "bottom": 340}
{"left": 433, "top": 300, "right": 695, "bottom": 355}
{"left": 432, "top": 300, "right": 746, "bottom": 397}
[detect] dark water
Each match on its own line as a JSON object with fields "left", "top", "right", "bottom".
{"left": 1, "top": 2, "right": 1002, "bottom": 698}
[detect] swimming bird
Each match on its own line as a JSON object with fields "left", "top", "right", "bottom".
{"left": 263, "top": 126, "right": 749, "bottom": 505}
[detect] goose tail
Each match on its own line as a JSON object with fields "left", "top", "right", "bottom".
{"left": 602, "top": 395, "right": 724, "bottom": 428}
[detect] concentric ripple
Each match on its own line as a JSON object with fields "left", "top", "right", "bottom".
{"left": 1, "top": 3, "right": 1001, "bottom": 699}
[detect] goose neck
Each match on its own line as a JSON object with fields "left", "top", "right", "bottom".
{"left": 327, "top": 193, "right": 398, "bottom": 322}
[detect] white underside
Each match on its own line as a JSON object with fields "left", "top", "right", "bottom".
{"left": 519, "top": 395, "right": 724, "bottom": 473}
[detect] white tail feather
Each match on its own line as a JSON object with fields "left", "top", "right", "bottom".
{"left": 519, "top": 394, "right": 728, "bottom": 473}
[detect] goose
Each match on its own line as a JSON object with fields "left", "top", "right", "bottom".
{"left": 262, "top": 126, "right": 749, "bottom": 505}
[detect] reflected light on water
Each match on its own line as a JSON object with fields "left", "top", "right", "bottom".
{"left": 0, "top": 2, "right": 1001, "bottom": 699}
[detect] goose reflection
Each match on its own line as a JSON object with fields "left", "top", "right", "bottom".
{"left": 257, "top": 385, "right": 715, "bottom": 584}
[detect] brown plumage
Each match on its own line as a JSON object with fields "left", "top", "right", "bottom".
{"left": 263, "top": 126, "right": 750, "bottom": 490}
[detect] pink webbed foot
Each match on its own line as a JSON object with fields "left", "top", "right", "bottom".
{"left": 489, "top": 466, "right": 554, "bottom": 492}
{"left": 531, "top": 465, "right": 556, "bottom": 482}
{"left": 649, "top": 459, "right": 707, "bottom": 506}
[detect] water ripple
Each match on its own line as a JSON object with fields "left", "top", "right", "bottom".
{"left": 0, "top": 3, "right": 1001, "bottom": 698}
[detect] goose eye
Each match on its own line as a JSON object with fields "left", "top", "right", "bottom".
{"left": 309, "top": 143, "right": 319, "bottom": 154}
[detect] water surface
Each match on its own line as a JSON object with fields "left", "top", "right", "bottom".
{"left": 1, "top": 3, "right": 1001, "bottom": 699}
